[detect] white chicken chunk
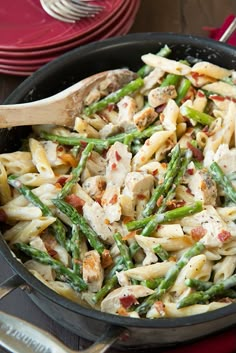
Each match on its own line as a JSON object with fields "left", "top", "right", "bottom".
{"left": 140, "top": 67, "right": 165, "bottom": 94}
{"left": 181, "top": 205, "right": 233, "bottom": 248}
{"left": 101, "top": 285, "right": 154, "bottom": 314}
{"left": 212, "top": 144, "right": 236, "bottom": 176}
{"left": 117, "top": 95, "right": 137, "bottom": 131}
{"left": 148, "top": 85, "right": 177, "bottom": 108}
{"left": 186, "top": 166, "right": 217, "bottom": 205}
{"left": 82, "top": 250, "right": 104, "bottom": 292}
{"left": 121, "top": 172, "right": 154, "bottom": 218}
{"left": 133, "top": 106, "right": 158, "bottom": 131}
{"left": 82, "top": 175, "right": 106, "bottom": 201}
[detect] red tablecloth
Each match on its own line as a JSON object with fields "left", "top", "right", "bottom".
{"left": 204, "top": 14, "right": 236, "bottom": 45}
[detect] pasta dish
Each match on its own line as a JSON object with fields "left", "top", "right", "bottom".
{"left": 0, "top": 46, "right": 236, "bottom": 319}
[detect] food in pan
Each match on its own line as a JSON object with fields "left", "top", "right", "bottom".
{"left": 0, "top": 45, "right": 236, "bottom": 319}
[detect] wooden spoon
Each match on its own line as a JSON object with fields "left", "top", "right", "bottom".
{"left": 0, "top": 69, "right": 136, "bottom": 128}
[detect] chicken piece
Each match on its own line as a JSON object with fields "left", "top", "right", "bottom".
{"left": 81, "top": 150, "right": 106, "bottom": 182}
{"left": 117, "top": 95, "right": 137, "bottom": 131}
{"left": 148, "top": 85, "right": 177, "bottom": 108}
{"left": 186, "top": 167, "right": 217, "bottom": 205}
{"left": 106, "top": 142, "right": 132, "bottom": 187}
{"left": 181, "top": 205, "right": 232, "bottom": 248}
{"left": 82, "top": 250, "right": 104, "bottom": 292}
{"left": 213, "top": 144, "right": 236, "bottom": 176}
{"left": 135, "top": 235, "right": 158, "bottom": 265}
{"left": 82, "top": 175, "right": 106, "bottom": 202}
{"left": 101, "top": 185, "right": 121, "bottom": 223}
{"left": 101, "top": 285, "right": 154, "bottom": 314}
{"left": 83, "top": 201, "right": 123, "bottom": 244}
{"left": 121, "top": 172, "right": 154, "bottom": 218}
{"left": 140, "top": 67, "right": 165, "bottom": 94}
{"left": 133, "top": 106, "right": 158, "bottom": 131}
{"left": 99, "top": 123, "right": 122, "bottom": 139}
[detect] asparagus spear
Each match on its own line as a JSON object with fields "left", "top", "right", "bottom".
{"left": 160, "top": 73, "right": 181, "bottom": 87}
{"left": 15, "top": 243, "right": 87, "bottom": 291}
{"left": 141, "top": 149, "right": 192, "bottom": 237}
{"left": 136, "top": 242, "right": 205, "bottom": 314}
{"left": 40, "top": 124, "right": 163, "bottom": 149}
{"left": 52, "top": 198, "right": 105, "bottom": 255}
{"left": 141, "top": 278, "right": 164, "bottom": 290}
{"left": 185, "top": 278, "right": 212, "bottom": 291}
{"left": 113, "top": 232, "right": 134, "bottom": 270}
{"left": 92, "top": 276, "right": 118, "bottom": 303}
{"left": 69, "top": 224, "right": 81, "bottom": 274}
{"left": 57, "top": 142, "right": 94, "bottom": 199}
{"left": 175, "top": 78, "right": 192, "bottom": 105}
{"left": 8, "top": 176, "right": 67, "bottom": 248}
{"left": 83, "top": 77, "right": 144, "bottom": 116}
{"left": 142, "top": 144, "right": 181, "bottom": 217}
{"left": 137, "top": 45, "right": 172, "bottom": 78}
{"left": 177, "top": 274, "right": 236, "bottom": 308}
{"left": 126, "top": 201, "right": 203, "bottom": 231}
{"left": 180, "top": 106, "right": 215, "bottom": 125}
{"left": 209, "top": 162, "right": 236, "bottom": 204}
{"left": 153, "top": 244, "right": 169, "bottom": 261}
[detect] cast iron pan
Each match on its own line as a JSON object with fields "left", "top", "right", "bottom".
{"left": 0, "top": 33, "right": 236, "bottom": 352}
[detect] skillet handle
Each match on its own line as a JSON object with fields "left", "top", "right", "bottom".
{"left": 0, "top": 310, "right": 128, "bottom": 353}
{"left": 0, "top": 274, "right": 28, "bottom": 299}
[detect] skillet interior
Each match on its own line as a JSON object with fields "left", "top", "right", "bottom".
{"left": 0, "top": 32, "right": 236, "bottom": 345}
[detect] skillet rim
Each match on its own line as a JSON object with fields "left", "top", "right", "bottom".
{"left": 1, "top": 32, "right": 236, "bottom": 329}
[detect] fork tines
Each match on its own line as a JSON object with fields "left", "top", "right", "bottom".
{"left": 40, "top": 0, "right": 104, "bottom": 23}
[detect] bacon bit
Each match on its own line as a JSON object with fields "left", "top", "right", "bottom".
{"left": 57, "top": 145, "right": 65, "bottom": 152}
{"left": 119, "top": 294, "right": 138, "bottom": 309}
{"left": 145, "top": 139, "right": 151, "bottom": 146}
{"left": 187, "top": 142, "right": 204, "bottom": 162}
{"left": 109, "top": 194, "right": 118, "bottom": 204}
{"left": 56, "top": 176, "right": 68, "bottom": 187}
{"left": 197, "top": 90, "right": 205, "bottom": 98}
{"left": 154, "top": 301, "right": 166, "bottom": 316}
{"left": 65, "top": 194, "right": 85, "bottom": 213}
{"left": 191, "top": 226, "right": 207, "bottom": 241}
{"left": 122, "top": 231, "right": 136, "bottom": 241}
{"left": 155, "top": 103, "right": 166, "bottom": 113}
{"left": 156, "top": 195, "right": 164, "bottom": 207}
{"left": 137, "top": 194, "right": 146, "bottom": 200}
{"left": 0, "top": 209, "right": 7, "bottom": 223}
{"left": 80, "top": 141, "right": 88, "bottom": 148}
{"left": 218, "top": 230, "right": 232, "bottom": 243}
{"left": 166, "top": 199, "right": 186, "bottom": 210}
{"left": 187, "top": 168, "right": 194, "bottom": 175}
{"left": 101, "top": 249, "right": 113, "bottom": 269}
{"left": 104, "top": 218, "right": 110, "bottom": 225}
{"left": 47, "top": 249, "right": 58, "bottom": 257}
{"left": 108, "top": 103, "right": 116, "bottom": 112}
{"left": 151, "top": 169, "right": 158, "bottom": 176}
{"left": 54, "top": 183, "right": 63, "bottom": 189}
{"left": 115, "top": 151, "right": 122, "bottom": 161}
{"left": 161, "top": 162, "right": 167, "bottom": 168}
{"left": 200, "top": 180, "right": 207, "bottom": 191}
{"left": 60, "top": 153, "right": 78, "bottom": 168}
{"left": 122, "top": 216, "right": 133, "bottom": 224}
{"left": 117, "top": 306, "right": 129, "bottom": 316}
{"left": 210, "top": 95, "right": 226, "bottom": 102}
{"left": 95, "top": 197, "right": 102, "bottom": 205}
{"left": 111, "top": 163, "right": 117, "bottom": 170}
{"left": 186, "top": 187, "right": 193, "bottom": 195}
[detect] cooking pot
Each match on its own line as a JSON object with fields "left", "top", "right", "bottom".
{"left": 0, "top": 33, "right": 236, "bottom": 352}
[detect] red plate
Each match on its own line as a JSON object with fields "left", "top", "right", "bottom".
{"left": 0, "top": 0, "right": 140, "bottom": 76}
{"left": 0, "top": 0, "right": 125, "bottom": 50}
{"left": 0, "top": 0, "right": 131, "bottom": 61}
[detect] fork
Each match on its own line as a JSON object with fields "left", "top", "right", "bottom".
{"left": 40, "top": 0, "right": 104, "bottom": 23}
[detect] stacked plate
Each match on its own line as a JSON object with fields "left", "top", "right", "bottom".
{"left": 0, "top": 0, "right": 140, "bottom": 76}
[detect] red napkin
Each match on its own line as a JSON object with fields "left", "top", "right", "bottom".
{"left": 203, "top": 14, "right": 236, "bottom": 45}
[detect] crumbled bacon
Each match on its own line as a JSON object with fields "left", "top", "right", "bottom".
{"left": 117, "top": 306, "right": 129, "bottom": 316}
{"left": 187, "top": 168, "right": 194, "bottom": 175}
{"left": 111, "top": 163, "right": 117, "bottom": 170}
{"left": 47, "top": 248, "right": 58, "bottom": 257}
{"left": 122, "top": 231, "right": 136, "bottom": 241}
{"left": 187, "top": 142, "right": 204, "bottom": 161}
{"left": 210, "top": 95, "right": 226, "bottom": 102}
{"left": 137, "top": 194, "right": 146, "bottom": 200}
{"left": 56, "top": 176, "right": 68, "bottom": 187}
{"left": 217, "top": 230, "right": 232, "bottom": 242}
{"left": 122, "top": 216, "right": 133, "bottom": 224}
{"left": 197, "top": 90, "right": 205, "bottom": 98}
{"left": 115, "top": 151, "right": 122, "bottom": 161}
{"left": 154, "top": 301, "right": 165, "bottom": 316}
{"left": 80, "top": 141, "right": 88, "bottom": 148}
{"left": 191, "top": 226, "right": 207, "bottom": 241}
{"left": 65, "top": 194, "right": 85, "bottom": 213}
{"left": 151, "top": 169, "right": 158, "bottom": 176}
{"left": 119, "top": 294, "right": 138, "bottom": 309}
{"left": 109, "top": 194, "right": 118, "bottom": 204}
{"left": 0, "top": 209, "right": 7, "bottom": 223}
{"left": 156, "top": 195, "right": 164, "bottom": 207}
{"left": 101, "top": 249, "right": 113, "bottom": 269}
{"left": 166, "top": 199, "right": 186, "bottom": 210}
{"left": 60, "top": 153, "right": 78, "bottom": 167}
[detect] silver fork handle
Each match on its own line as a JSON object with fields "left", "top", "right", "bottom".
{"left": 0, "top": 310, "right": 128, "bottom": 353}
{"left": 219, "top": 17, "right": 236, "bottom": 42}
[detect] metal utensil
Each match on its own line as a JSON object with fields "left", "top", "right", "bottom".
{"left": 40, "top": 0, "right": 104, "bottom": 23}
{"left": 0, "top": 69, "right": 136, "bottom": 128}
{"left": 219, "top": 17, "right": 236, "bottom": 42}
